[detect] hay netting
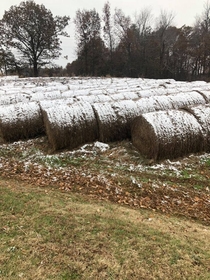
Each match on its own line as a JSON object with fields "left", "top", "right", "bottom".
{"left": 183, "top": 105, "right": 210, "bottom": 151}
{"left": 92, "top": 100, "right": 140, "bottom": 142}
{"left": 131, "top": 109, "right": 205, "bottom": 160}
{"left": 42, "top": 102, "right": 98, "bottom": 151}
{"left": 0, "top": 102, "right": 44, "bottom": 142}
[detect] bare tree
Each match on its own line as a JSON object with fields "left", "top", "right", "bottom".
{"left": 114, "top": 8, "right": 131, "bottom": 43}
{"left": 102, "top": 1, "right": 115, "bottom": 74}
{"left": 0, "top": 0, "right": 70, "bottom": 76}
{"left": 103, "top": 1, "right": 115, "bottom": 51}
{"left": 155, "top": 10, "right": 175, "bottom": 77}
{"left": 74, "top": 9, "right": 103, "bottom": 75}
{"left": 193, "top": 1, "right": 210, "bottom": 77}
{"left": 134, "top": 7, "right": 153, "bottom": 36}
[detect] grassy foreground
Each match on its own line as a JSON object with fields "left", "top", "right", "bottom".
{"left": 0, "top": 178, "right": 210, "bottom": 280}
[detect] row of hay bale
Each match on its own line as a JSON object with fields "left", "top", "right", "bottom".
{"left": 1, "top": 76, "right": 210, "bottom": 107}
{"left": 0, "top": 88, "right": 209, "bottom": 148}
{"left": 41, "top": 90, "right": 209, "bottom": 152}
{"left": 1, "top": 85, "right": 209, "bottom": 107}
{"left": 1, "top": 77, "right": 210, "bottom": 161}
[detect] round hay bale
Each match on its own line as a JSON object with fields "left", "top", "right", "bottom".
{"left": 137, "top": 88, "right": 166, "bottom": 98}
{"left": 0, "top": 102, "right": 44, "bottom": 142}
{"left": 93, "top": 100, "right": 139, "bottom": 142}
{"left": 39, "top": 98, "right": 75, "bottom": 110}
{"left": 135, "top": 91, "right": 206, "bottom": 115}
{"left": 0, "top": 93, "right": 31, "bottom": 105}
{"left": 111, "top": 100, "right": 139, "bottom": 139}
{"left": 135, "top": 97, "right": 160, "bottom": 114}
{"left": 75, "top": 94, "right": 112, "bottom": 103}
{"left": 92, "top": 103, "right": 119, "bottom": 142}
{"left": 195, "top": 90, "right": 210, "bottom": 103}
{"left": 42, "top": 102, "right": 98, "bottom": 151}
{"left": 169, "top": 91, "right": 206, "bottom": 109}
{"left": 30, "top": 90, "right": 62, "bottom": 101}
{"left": 183, "top": 105, "right": 210, "bottom": 151}
{"left": 131, "top": 109, "right": 205, "bottom": 160}
{"left": 153, "top": 95, "right": 174, "bottom": 110}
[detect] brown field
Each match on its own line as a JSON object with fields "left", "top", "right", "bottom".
{"left": 0, "top": 136, "right": 210, "bottom": 279}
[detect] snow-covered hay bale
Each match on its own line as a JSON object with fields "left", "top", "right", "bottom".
{"left": 0, "top": 93, "right": 31, "bottom": 105}
{"left": 75, "top": 94, "right": 112, "bottom": 103}
{"left": 111, "top": 100, "right": 139, "bottom": 139}
{"left": 39, "top": 98, "right": 75, "bottom": 110}
{"left": 92, "top": 103, "right": 119, "bottom": 142}
{"left": 93, "top": 100, "right": 140, "bottom": 142}
{"left": 183, "top": 105, "right": 210, "bottom": 151}
{"left": 42, "top": 102, "right": 98, "bottom": 151}
{"left": 135, "top": 91, "right": 206, "bottom": 115}
{"left": 135, "top": 97, "right": 160, "bottom": 113}
{"left": 131, "top": 109, "right": 205, "bottom": 160}
{"left": 195, "top": 90, "right": 210, "bottom": 102}
{"left": 169, "top": 91, "right": 206, "bottom": 108}
{"left": 30, "top": 90, "right": 62, "bottom": 102}
{"left": 0, "top": 102, "right": 44, "bottom": 142}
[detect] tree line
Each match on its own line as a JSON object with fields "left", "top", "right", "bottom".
{"left": 1, "top": 0, "right": 210, "bottom": 81}
{"left": 70, "top": 1, "right": 210, "bottom": 81}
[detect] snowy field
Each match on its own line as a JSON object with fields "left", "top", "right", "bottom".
{"left": 1, "top": 76, "right": 210, "bottom": 160}
{"left": 0, "top": 76, "right": 210, "bottom": 223}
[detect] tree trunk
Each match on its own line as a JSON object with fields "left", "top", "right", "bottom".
{"left": 33, "top": 60, "right": 38, "bottom": 77}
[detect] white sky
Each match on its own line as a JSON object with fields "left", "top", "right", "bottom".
{"left": 0, "top": 0, "right": 207, "bottom": 67}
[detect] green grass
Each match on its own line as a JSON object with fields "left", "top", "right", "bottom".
{"left": 40, "top": 154, "right": 86, "bottom": 168}
{"left": 0, "top": 179, "right": 210, "bottom": 280}
{"left": 203, "top": 158, "right": 210, "bottom": 167}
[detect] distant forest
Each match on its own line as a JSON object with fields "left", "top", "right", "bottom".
{"left": 69, "top": 1, "right": 210, "bottom": 81}
{"left": 1, "top": 1, "right": 210, "bottom": 81}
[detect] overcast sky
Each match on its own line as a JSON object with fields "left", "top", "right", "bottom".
{"left": 0, "top": 0, "right": 207, "bottom": 67}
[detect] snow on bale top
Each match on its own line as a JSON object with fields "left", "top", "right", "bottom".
{"left": 39, "top": 98, "right": 75, "bottom": 110}
{"left": 131, "top": 109, "right": 205, "bottom": 160}
{"left": 135, "top": 90, "right": 207, "bottom": 114}
{"left": 0, "top": 76, "right": 210, "bottom": 154}
{"left": 137, "top": 88, "right": 166, "bottom": 98}
{"left": 76, "top": 94, "right": 112, "bottom": 103}
{"left": 0, "top": 93, "right": 31, "bottom": 106}
{"left": 195, "top": 90, "right": 210, "bottom": 102}
{"left": 166, "top": 91, "right": 206, "bottom": 109}
{"left": 135, "top": 96, "right": 160, "bottom": 113}
{"left": 42, "top": 102, "right": 98, "bottom": 151}
{"left": 29, "top": 90, "right": 62, "bottom": 101}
